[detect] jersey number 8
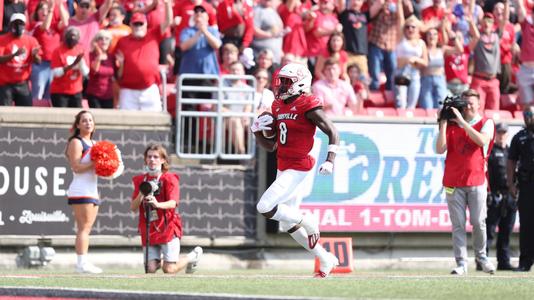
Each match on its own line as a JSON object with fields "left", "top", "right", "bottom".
{"left": 279, "top": 122, "right": 287, "bottom": 144}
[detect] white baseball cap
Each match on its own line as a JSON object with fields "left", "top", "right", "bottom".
{"left": 10, "top": 13, "right": 26, "bottom": 24}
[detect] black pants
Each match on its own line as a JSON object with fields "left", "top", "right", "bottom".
{"left": 87, "top": 94, "right": 113, "bottom": 109}
{"left": 486, "top": 193, "right": 516, "bottom": 266}
{"left": 51, "top": 92, "right": 82, "bottom": 108}
{"left": 0, "top": 82, "right": 32, "bottom": 106}
{"left": 518, "top": 181, "right": 534, "bottom": 269}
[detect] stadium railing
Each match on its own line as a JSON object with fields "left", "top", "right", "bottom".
{"left": 175, "top": 74, "right": 257, "bottom": 160}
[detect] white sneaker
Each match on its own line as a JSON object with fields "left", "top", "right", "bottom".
{"left": 76, "top": 263, "right": 103, "bottom": 274}
{"left": 186, "top": 246, "right": 203, "bottom": 274}
{"left": 476, "top": 257, "right": 496, "bottom": 274}
{"left": 315, "top": 252, "right": 339, "bottom": 278}
{"left": 451, "top": 264, "right": 467, "bottom": 275}
{"left": 300, "top": 215, "right": 320, "bottom": 249}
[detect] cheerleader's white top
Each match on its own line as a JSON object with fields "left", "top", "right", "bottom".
{"left": 67, "top": 137, "right": 99, "bottom": 200}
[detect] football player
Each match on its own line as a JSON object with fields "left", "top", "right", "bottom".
{"left": 251, "top": 63, "right": 340, "bottom": 278}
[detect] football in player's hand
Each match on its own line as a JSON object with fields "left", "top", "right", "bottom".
{"left": 260, "top": 111, "right": 276, "bottom": 139}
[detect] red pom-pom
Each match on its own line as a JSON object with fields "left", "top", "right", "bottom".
{"left": 91, "top": 141, "right": 120, "bottom": 177}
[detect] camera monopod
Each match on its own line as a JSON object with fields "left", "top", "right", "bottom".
{"left": 139, "top": 181, "right": 157, "bottom": 274}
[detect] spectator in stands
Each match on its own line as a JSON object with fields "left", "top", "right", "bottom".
{"left": 86, "top": 30, "right": 114, "bottom": 108}
{"left": 469, "top": 12, "right": 501, "bottom": 110}
{"left": 172, "top": 0, "right": 217, "bottom": 75}
{"left": 368, "top": 0, "right": 412, "bottom": 91}
{"left": 115, "top": 0, "right": 172, "bottom": 111}
{"left": 253, "top": 67, "right": 274, "bottom": 113}
{"left": 420, "top": 0, "right": 444, "bottom": 33}
{"left": 179, "top": 4, "right": 221, "bottom": 75}
{"left": 253, "top": 49, "right": 277, "bottom": 76}
{"left": 436, "top": 88, "right": 496, "bottom": 276}
{"left": 338, "top": 0, "right": 369, "bottom": 79}
{"left": 0, "top": 13, "right": 42, "bottom": 107}
{"left": 452, "top": 0, "right": 481, "bottom": 46}
{"left": 69, "top": 0, "right": 113, "bottom": 63}
{"left": 65, "top": 110, "right": 102, "bottom": 274}
{"left": 216, "top": 0, "right": 254, "bottom": 51}
{"left": 252, "top": 0, "right": 284, "bottom": 65}
{"left": 1, "top": 0, "right": 26, "bottom": 35}
{"left": 105, "top": 4, "right": 131, "bottom": 53}
{"left": 515, "top": 0, "right": 534, "bottom": 107}
{"left": 222, "top": 61, "right": 253, "bottom": 154}
{"left": 304, "top": 0, "right": 342, "bottom": 74}
{"left": 135, "top": 0, "right": 174, "bottom": 67}
{"left": 277, "top": 0, "right": 311, "bottom": 65}
{"left": 347, "top": 63, "right": 369, "bottom": 105}
{"left": 419, "top": 24, "right": 461, "bottom": 109}
{"left": 30, "top": 0, "right": 69, "bottom": 105}
{"left": 50, "top": 26, "right": 89, "bottom": 107}
{"left": 312, "top": 58, "right": 360, "bottom": 116}
{"left": 130, "top": 144, "right": 203, "bottom": 274}
{"left": 444, "top": 30, "right": 470, "bottom": 96}
{"left": 314, "top": 32, "right": 348, "bottom": 81}
{"left": 493, "top": 1, "right": 517, "bottom": 96}
{"left": 219, "top": 42, "right": 239, "bottom": 75}
{"left": 394, "top": 14, "right": 428, "bottom": 109}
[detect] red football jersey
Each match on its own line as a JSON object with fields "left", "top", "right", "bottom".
{"left": 271, "top": 94, "right": 322, "bottom": 171}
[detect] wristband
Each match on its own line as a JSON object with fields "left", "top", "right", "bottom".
{"left": 327, "top": 144, "right": 338, "bottom": 154}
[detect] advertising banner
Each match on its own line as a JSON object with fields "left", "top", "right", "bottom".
{"left": 0, "top": 127, "right": 257, "bottom": 238}
{"left": 300, "top": 122, "right": 522, "bottom": 232}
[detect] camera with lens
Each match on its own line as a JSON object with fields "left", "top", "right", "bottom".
{"left": 439, "top": 94, "right": 468, "bottom": 121}
{"left": 139, "top": 180, "right": 161, "bottom": 196}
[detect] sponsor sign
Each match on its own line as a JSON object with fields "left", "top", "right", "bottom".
{"left": 300, "top": 122, "right": 521, "bottom": 232}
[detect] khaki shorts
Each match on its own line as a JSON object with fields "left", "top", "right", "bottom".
{"left": 144, "top": 236, "right": 181, "bottom": 263}
{"left": 347, "top": 54, "right": 369, "bottom": 77}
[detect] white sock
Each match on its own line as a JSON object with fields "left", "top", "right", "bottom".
{"left": 289, "top": 227, "right": 327, "bottom": 259}
{"left": 77, "top": 254, "right": 87, "bottom": 266}
{"left": 271, "top": 204, "right": 302, "bottom": 224}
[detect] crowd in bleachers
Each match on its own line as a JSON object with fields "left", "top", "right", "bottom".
{"left": 1, "top": 0, "right": 533, "bottom": 120}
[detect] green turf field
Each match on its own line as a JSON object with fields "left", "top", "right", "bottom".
{"left": 0, "top": 270, "right": 534, "bottom": 300}
{"left": 2, "top": 268, "right": 534, "bottom": 299}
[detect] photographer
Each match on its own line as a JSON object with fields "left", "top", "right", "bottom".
{"left": 436, "top": 89, "right": 496, "bottom": 275}
{"left": 131, "top": 144, "right": 202, "bottom": 274}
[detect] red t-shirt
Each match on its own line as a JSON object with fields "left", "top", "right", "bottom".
{"left": 272, "top": 94, "right": 322, "bottom": 171}
{"left": 278, "top": 3, "right": 309, "bottom": 57}
{"left": 173, "top": 0, "right": 217, "bottom": 46}
{"left": 444, "top": 46, "right": 469, "bottom": 84}
{"left": 86, "top": 51, "right": 115, "bottom": 99}
{"left": 50, "top": 44, "right": 85, "bottom": 95}
{"left": 421, "top": 6, "right": 444, "bottom": 23}
{"left": 520, "top": 19, "right": 534, "bottom": 63}
{"left": 27, "top": 0, "right": 68, "bottom": 28}
{"left": 147, "top": 0, "right": 171, "bottom": 38}
{"left": 318, "top": 49, "right": 348, "bottom": 75}
{"left": 0, "top": 34, "right": 41, "bottom": 85}
{"left": 306, "top": 11, "right": 339, "bottom": 57}
{"left": 443, "top": 118, "right": 494, "bottom": 187}
{"left": 115, "top": 28, "right": 164, "bottom": 89}
{"left": 32, "top": 23, "right": 62, "bottom": 62}
{"left": 131, "top": 172, "right": 183, "bottom": 246}
{"left": 498, "top": 22, "right": 515, "bottom": 64}
{"left": 216, "top": 0, "right": 254, "bottom": 47}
